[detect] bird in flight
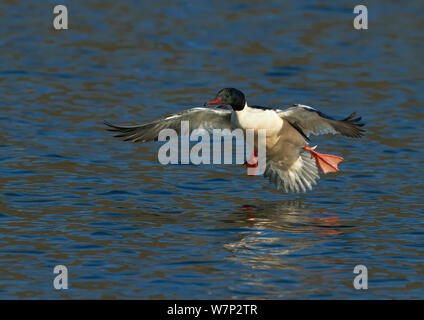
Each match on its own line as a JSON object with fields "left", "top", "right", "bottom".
{"left": 105, "top": 88, "right": 364, "bottom": 193}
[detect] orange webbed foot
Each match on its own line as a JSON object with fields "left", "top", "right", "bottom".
{"left": 303, "top": 145, "right": 343, "bottom": 174}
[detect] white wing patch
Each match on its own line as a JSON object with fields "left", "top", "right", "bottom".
{"left": 293, "top": 104, "right": 317, "bottom": 111}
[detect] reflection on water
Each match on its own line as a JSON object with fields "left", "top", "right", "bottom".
{"left": 0, "top": 0, "right": 424, "bottom": 299}
{"left": 226, "top": 201, "right": 346, "bottom": 269}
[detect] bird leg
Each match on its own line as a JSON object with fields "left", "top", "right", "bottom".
{"left": 244, "top": 149, "right": 258, "bottom": 176}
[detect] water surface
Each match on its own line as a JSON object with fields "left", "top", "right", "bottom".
{"left": 0, "top": 0, "right": 423, "bottom": 299}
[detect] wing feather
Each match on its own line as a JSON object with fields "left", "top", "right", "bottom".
{"left": 278, "top": 104, "right": 365, "bottom": 138}
{"left": 105, "top": 107, "right": 232, "bottom": 143}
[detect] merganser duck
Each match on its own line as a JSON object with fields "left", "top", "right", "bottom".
{"left": 105, "top": 88, "right": 364, "bottom": 193}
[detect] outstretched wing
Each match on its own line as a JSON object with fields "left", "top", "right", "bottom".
{"left": 105, "top": 107, "right": 232, "bottom": 143}
{"left": 278, "top": 104, "right": 365, "bottom": 138}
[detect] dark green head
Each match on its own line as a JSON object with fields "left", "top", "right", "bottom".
{"left": 205, "top": 88, "right": 246, "bottom": 111}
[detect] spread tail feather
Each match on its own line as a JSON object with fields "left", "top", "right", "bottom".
{"left": 264, "top": 150, "right": 320, "bottom": 193}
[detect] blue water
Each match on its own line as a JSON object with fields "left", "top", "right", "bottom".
{"left": 0, "top": 0, "right": 423, "bottom": 299}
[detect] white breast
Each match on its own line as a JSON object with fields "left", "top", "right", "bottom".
{"left": 231, "top": 104, "right": 283, "bottom": 133}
